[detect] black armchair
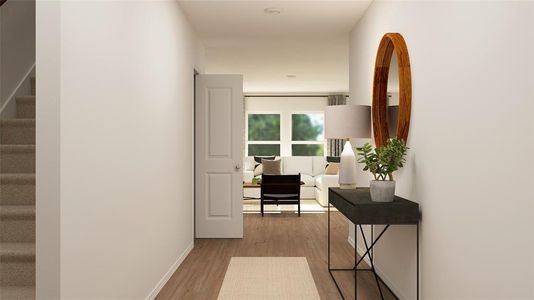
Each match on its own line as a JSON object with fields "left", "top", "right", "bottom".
{"left": 260, "top": 174, "right": 301, "bottom": 217}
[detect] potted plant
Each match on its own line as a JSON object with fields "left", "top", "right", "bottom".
{"left": 252, "top": 176, "right": 261, "bottom": 185}
{"left": 356, "top": 138, "right": 408, "bottom": 202}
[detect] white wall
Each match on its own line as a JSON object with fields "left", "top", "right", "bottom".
{"left": 245, "top": 96, "right": 327, "bottom": 156}
{"left": 36, "top": 1, "right": 205, "bottom": 298}
{"left": 36, "top": 1, "right": 60, "bottom": 299}
{"left": 349, "top": 1, "right": 534, "bottom": 299}
{"left": 0, "top": 0, "right": 35, "bottom": 118}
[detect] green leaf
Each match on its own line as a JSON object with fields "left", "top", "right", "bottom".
{"left": 355, "top": 138, "right": 407, "bottom": 179}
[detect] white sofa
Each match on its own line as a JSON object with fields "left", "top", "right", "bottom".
{"left": 243, "top": 156, "right": 339, "bottom": 206}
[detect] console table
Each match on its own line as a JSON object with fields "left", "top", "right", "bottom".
{"left": 328, "top": 187, "right": 420, "bottom": 300}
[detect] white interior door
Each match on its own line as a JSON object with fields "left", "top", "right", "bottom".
{"left": 195, "top": 74, "right": 243, "bottom": 238}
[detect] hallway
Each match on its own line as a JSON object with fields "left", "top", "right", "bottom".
{"left": 157, "top": 213, "right": 396, "bottom": 300}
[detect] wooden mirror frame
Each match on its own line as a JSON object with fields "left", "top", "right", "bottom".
{"left": 372, "top": 33, "right": 412, "bottom": 147}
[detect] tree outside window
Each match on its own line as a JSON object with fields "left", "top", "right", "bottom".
{"left": 247, "top": 114, "right": 281, "bottom": 156}
{"left": 291, "top": 113, "right": 325, "bottom": 156}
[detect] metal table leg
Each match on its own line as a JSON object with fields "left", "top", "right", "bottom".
{"left": 328, "top": 220, "right": 392, "bottom": 300}
{"left": 359, "top": 225, "right": 384, "bottom": 300}
{"left": 417, "top": 222, "right": 419, "bottom": 300}
{"left": 328, "top": 206, "right": 420, "bottom": 300}
{"left": 355, "top": 225, "right": 357, "bottom": 300}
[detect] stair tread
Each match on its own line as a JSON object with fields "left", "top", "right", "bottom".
{"left": 0, "top": 174, "right": 35, "bottom": 183}
{"left": 0, "top": 243, "right": 35, "bottom": 258}
{"left": 0, "top": 206, "right": 35, "bottom": 219}
{"left": 0, "top": 145, "right": 35, "bottom": 153}
{"left": 0, "top": 243, "right": 35, "bottom": 263}
{"left": 0, "top": 76, "right": 36, "bottom": 293}
{"left": 15, "top": 96, "right": 35, "bottom": 102}
{"left": 0, "top": 119, "right": 35, "bottom": 126}
{"left": 0, "top": 286, "right": 35, "bottom": 299}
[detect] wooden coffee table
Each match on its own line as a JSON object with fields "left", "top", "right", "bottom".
{"left": 243, "top": 182, "right": 261, "bottom": 199}
{"left": 243, "top": 182, "right": 261, "bottom": 188}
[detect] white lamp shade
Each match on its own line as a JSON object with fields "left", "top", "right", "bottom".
{"left": 324, "top": 105, "right": 371, "bottom": 139}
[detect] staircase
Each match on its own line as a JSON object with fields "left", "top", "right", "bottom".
{"left": 0, "top": 77, "right": 36, "bottom": 299}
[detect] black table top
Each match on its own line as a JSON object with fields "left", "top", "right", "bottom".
{"left": 329, "top": 188, "right": 420, "bottom": 225}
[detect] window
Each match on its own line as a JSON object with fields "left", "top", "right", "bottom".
{"left": 291, "top": 144, "right": 324, "bottom": 156}
{"left": 291, "top": 113, "right": 325, "bottom": 156}
{"left": 245, "top": 111, "right": 327, "bottom": 157}
{"left": 248, "top": 144, "right": 280, "bottom": 156}
{"left": 247, "top": 113, "right": 281, "bottom": 156}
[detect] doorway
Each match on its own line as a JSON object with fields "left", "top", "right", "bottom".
{"left": 194, "top": 74, "right": 244, "bottom": 238}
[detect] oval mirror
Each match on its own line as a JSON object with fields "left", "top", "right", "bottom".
{"left": 387, "top": 52, "right": 399, "bottom": 138}
{"left": 372, "top": 33, "right": 411, "bottom": 147}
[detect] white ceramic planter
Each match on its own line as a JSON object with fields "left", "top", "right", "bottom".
{"left": 370, "top": 180, "right": 395, "bottom": 202}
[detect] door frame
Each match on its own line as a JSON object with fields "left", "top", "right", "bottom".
{"left": 192, "top": 68, "right": 199, "bottom": 239}
{"left": 193, "top": 72, "right": 243, "bottom": 238}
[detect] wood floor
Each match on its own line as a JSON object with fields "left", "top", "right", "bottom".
{"left": 156, "top": 212, "right": 396, "bottom": 300}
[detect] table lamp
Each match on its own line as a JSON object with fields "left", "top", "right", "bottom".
{"left": 325, "top": 105, "right": 371, "bottom": 189}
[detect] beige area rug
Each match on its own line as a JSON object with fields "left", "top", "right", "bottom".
{"left": 217, "top": 257, "right": 320, "bottom": 300}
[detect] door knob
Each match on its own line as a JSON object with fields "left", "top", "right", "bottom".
{"left": 235, "top": 164, "right": 241, "bottom": 170}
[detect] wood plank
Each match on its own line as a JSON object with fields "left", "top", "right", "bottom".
{"left": 156, "top": 213, "right": 396, "bottom": 300}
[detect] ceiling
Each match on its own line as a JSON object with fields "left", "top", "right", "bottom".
{"left": 179, "top": 0, "right": 373, "bottom": 93}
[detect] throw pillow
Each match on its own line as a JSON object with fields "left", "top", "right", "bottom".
{"left": 253, "top": 164, "right": 263, "bottom": 176}
{"left": 253, "top": 156, "right": 276, "bottom": 176}
{"left": 262, "top": 159, "right": 281, "bottom": 175}
{"left": 325, "top": 163, "right": 340, "bottom": 175}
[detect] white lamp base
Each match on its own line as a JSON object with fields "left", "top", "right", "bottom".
{"left": 338, "top": 141, "right": 357, "bottom": 189}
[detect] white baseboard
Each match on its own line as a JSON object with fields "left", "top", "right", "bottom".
{"left": 145, "top": 242, "right": 194, "bottom": 300}
{"left": 347, "top": 236, "right": 409, "bottom": 300}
